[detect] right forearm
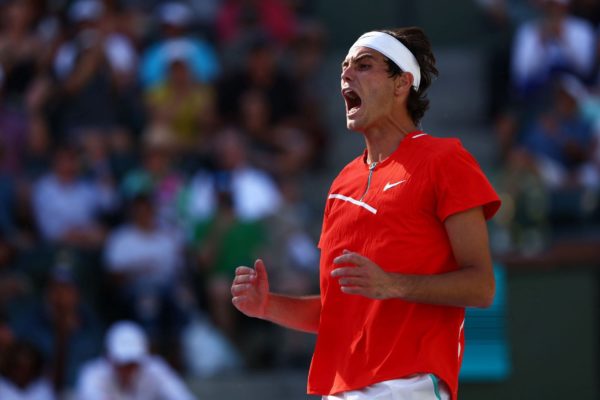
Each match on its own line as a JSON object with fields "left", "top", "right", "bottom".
{"left": 263, "top": 294, "right": 321, "bottom": 334}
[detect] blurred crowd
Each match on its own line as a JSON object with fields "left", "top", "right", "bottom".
{"left": 6, "top": 0, "right": 600, "bottom": 398}
{"left": 477, "top": 0, "right": 600, "bottom": 256}
{"left": 0, "top": 0, "right": 327, "bottom": 398}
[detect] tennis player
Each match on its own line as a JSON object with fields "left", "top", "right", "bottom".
{"left": 231, "top": 26, "right": 501, "bottom": 400}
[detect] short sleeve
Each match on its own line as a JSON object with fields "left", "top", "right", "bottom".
{"left": 432, "top": 140, "right": 501, "bottom": 222}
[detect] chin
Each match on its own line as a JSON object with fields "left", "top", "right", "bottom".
{"left": 345, "top": 117, "right": 362, "bottom": 132}
{"left": 346, "top": 121, "right": 366, "bottom": 133}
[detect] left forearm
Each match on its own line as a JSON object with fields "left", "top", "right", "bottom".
{"left": 332, "top": 207, "right": 497, "bottom": 308}
{"left": 390, "top": 265, "right": 495, "bottom": 308}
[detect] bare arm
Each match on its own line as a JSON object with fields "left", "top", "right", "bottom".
{"left": 231, "top": 259, "right": 321, "bottom": 333}
{"left": 331, "top": 206, "right": 495, "bottom": 308}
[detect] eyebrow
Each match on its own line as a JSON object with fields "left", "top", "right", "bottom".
{"left": 341, "top": 53, "right": 376, "bottom": 68}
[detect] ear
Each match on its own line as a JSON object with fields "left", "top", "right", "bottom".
{"left": 394, "top": 72, "right": 413, "bottom": 96}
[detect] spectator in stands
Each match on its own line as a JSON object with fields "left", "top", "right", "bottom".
{"left": 121, "top": 129, "right": 186, "bottom": 231}
{"left": 75, "top": 320, "right": 196, "bottom": 400}
{"left": 511, "top": 75, "right": 596, "bottom": 189}
{"left": 0, "top": 340, "right": 55, "bottom": 400}
{"left": 474, "top": 0, "right": 536, "bottom": 124}
{"left": 0, "top": 96, "right": 29, "bottom": 176}
{"left": 11, "top": 264, "right": 103, "bottom": 392}
{"left": 510, "top": 0, "right": 595, "bottom": 99}
{"left": 53, "top": 0, "right": 139, "bottom": 142}
{"left": 140, "top": 1, "right": 220, "bottom": 89}
{"left": 0, "top": 145, "right": 18, "bottom": 237}
{"left": 184, "top": 127, "right": 282, "bottom": 224}
{"left": 218, "top": 34, "right": 300, "bottom": 128}
{"left": 284, "top": 20, "right": 329, "bottom": 170}
{"left": 0, "top": 315, "right": 14, "bottom": 370}
{"left": 104, "top": 194, "right": 191, "bottom": 357}
{"left": 79, "top": 131, "right": 117, "bottom": 185}
{"left": 263, "top": 178, "right": 319, "bottom": 367}
{"left": 499, "top": 0, "right": 595, "bottom": 160}
{"left": 0, "top": 0, "right": 43, "bottom": 109}
{"left": 499, "top": 75, "right": 599, "bottom": 253}
{"left": 146, "top": 54, "right": 217, "bottom": 153}
{"left": 106, "top": 129, "right": 139, "bottom": 183}
{"left": 263, "top": 178, "right": 319, "bottom": 294}
{"left": 190, "top": 183, "right": 268, "bottom": 341}
{"left": 184, "top": 128, "right": 278, "bottom": 339}
{"left": 20, "top": 117, "right": 52, "bottom": 183}
{"left": 216, "top": 0, "right": 298, "bottom": 48}
{"left": 218, "top": 34, "right": 319, "bottom": 177}
{"left": 236, "top": 89, "right": 312, "bottom": 178}
{"left": 0, "top": 237, "right": 30, "bottom": 318}
{"left": 32, "top": 146, "right": 117, "bottom": 248}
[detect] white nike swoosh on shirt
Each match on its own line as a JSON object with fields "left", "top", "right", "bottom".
{"left": 383, "top": 180, "right": 407, "bottom": 191}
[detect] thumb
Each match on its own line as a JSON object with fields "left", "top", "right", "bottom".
{"left": 254, "top": 259, "right": 268, "bottom": 281}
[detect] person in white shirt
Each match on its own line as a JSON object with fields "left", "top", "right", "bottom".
{"left": 103, "top": 195, "right": 189, "bottom": 348}
{"left": 75, "top": 321, "right": 196, "bottom": 400}
{"left": 104, "top": 194, "right": 182, "bottom": 286}
{"left": 32, "top": 146, "right": 116, "bottom": 248}
{"left": 511, "top": 0, "right": 595, "bottom": 95}
{"left": 184, "top": 127, "right": 282, "bottom": 224}
{"left": 0, "top": 341, "right": 55, "bottom": 400}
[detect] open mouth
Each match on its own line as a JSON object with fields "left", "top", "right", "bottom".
{"left": 343, "top": 89, "right": 362, "bottom": 115}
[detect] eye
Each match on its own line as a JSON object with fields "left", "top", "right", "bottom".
{"left": 357, "top": 63, "right": 371, "bottom": 71}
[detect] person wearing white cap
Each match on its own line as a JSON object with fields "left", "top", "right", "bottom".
{"left": 231, "top": 27, "right": 501, "bottom": 400}
{"left": 75, "top": 321, "right": 196, "bottom": 400}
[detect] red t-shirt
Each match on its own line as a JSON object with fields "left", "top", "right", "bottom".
{"left": 308, "top": 132, "right": 501, "bottom": 400}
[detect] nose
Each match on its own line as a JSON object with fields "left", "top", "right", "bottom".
{"left": 341, "top": 66, "right": 352, "bottom": 82}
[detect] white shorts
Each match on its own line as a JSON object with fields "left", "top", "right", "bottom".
{"left": 322, "top": 374, "right": 450, "bottom": 400}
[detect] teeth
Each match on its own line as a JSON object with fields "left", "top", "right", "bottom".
{"left": 343, "top": 89, "right": 356, "bottom": 98}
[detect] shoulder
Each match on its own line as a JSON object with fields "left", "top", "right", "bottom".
{"left": 409, "top": 134, "right": 466, "bottom": 159}
{"left": 75, "top": 358, "right": 112, "bottom": 396}
{"left": 33, "top": 174, "right": 56, "bottom": 191}
{"left": 514, "top": 20, "right": 539, "bottom": 39}
{"left": 79, "top": 358, "right": 111, "bottom": 379}
{"left": 107, "top": 225, "right": 135, "bottom": 241}
{"left": 144, "top": 356, "right": 179, "bottom": 376}
{"left": 27, "top": 378, "right": 55, "bottom": 397}
{"left": 408, "top": 135, "right": 486, "bottom": 179}
{"left": 236, "top": 167, "right": 272, "bottom": 181}
{"left": 564, "top": 16, "right": 595, "bottom": 35}
{"left": 190, "top": 170, "right": 214, "bottom": 186}
{"left": 234, "top": 168, "right": 279, "bottom": 191}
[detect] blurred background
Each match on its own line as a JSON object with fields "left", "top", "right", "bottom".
{"left": 0, "top": 0, "right": 599, "bottom": 399}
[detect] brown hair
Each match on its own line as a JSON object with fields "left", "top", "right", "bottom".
{"left": 376, "top": 27, "right": 438, "bottom": 126}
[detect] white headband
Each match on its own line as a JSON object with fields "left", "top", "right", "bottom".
{"left": 350, "top": 31, "right": 421, "bottom": 90}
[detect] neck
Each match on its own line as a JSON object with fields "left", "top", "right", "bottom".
{"left": 363, "top": 121, "right": 418, "bottom": 164}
